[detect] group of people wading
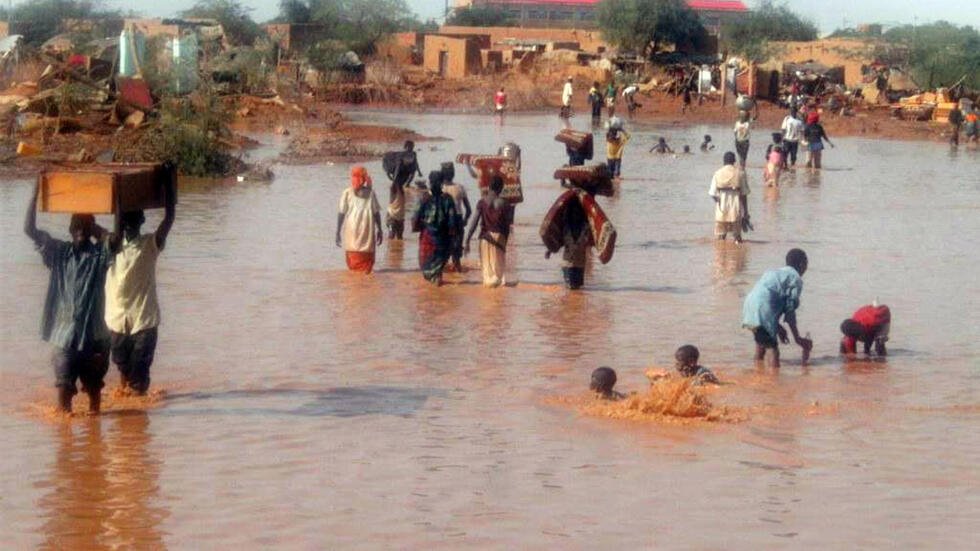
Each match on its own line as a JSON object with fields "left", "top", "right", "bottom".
{"left": 336, "top": 140, "right": 515, "bottom": 287}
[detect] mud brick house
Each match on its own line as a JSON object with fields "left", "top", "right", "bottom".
{"left": 423, "top": 34, "right": 491, "bottom": 78}
{"left": 453, "top": 0, "right": 748, "bottom": 39}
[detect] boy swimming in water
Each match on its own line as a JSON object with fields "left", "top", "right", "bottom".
{"left": 700, "top": 135, "right": 714, "bottom": 152}
{"left": 673, "top": 345, "right": 720, "bottom": 385}
{"left": 590, "top": 367, "right": 626, "bottom": 400}
{"left": 646, "top": 345, "right": 720, "bottom": 385}
{"left": 650, "top": 137, "right": 674, "bottom": 154}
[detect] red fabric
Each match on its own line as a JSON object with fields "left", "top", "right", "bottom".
{"left": 852, "top": 305, "right": 890, "bottom": 332}
{"left": 807, "top": 112, "right": 820, "bottom": 125}
{"left": 117, "top": 77, "right": 154, "bottom": 111}
{"left": 350, "top": 165, "right": 371, "bottom": 190}
{"left": 346, "top": 251, "right": 375, "bottom": 274}
{"left": 494, "top": 91, "right": 507, "bottom": 108}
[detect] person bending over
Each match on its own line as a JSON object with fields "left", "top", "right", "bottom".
{"left": 742, "top": 248, "right": 813, "bottom": 368}
{"left": 840, "top": 303, "right": 891, "bottom": 356}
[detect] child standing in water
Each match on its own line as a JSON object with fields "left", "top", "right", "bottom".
{"left": 545, "top": 199, "right": 592, "bottom": 290}
{"left": 606, "top": 126, "right": 630, "bottom": 178}
{"left": 742, "top": 248, "right": 813, "bottom": 368}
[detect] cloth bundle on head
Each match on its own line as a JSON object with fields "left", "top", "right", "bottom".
{"left": 807, "top": 112, "right": 820, "bottom": 125}
{"left": 350, "top": 165, "right": 371, "bottom": 190}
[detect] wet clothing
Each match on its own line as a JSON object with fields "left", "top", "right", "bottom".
{"left": 734, "top": 120, "right": 751, "bottom": 164}
{"left": 53, "top": 341, "right": 109, "bottom": 395}
{"left": 36, "top": 235, "right": 111, "bottom": 351}
{"left": 709, "top": 165, "right": 749, "bottom": 239}
{"left": 804, "top": 123, "right": 829, "bottom": 149}
{"left": 110, "top": 327, "right": 156, "bottom": 394}
{"left": 443, "top": 182, "right": 470, "bottom": 265}
{"left": 606, "top": 130, "right": 629, "bottom": 177}
{"left": 562, "top": 82, "right": 573, "bottom": 107}
{"left": 414, "top": 193, "right": 459, "bottom": 282}
{"left": 783, "top": 140, "right": 799, "bottom": 165}
{"left": 753, "top": 326, "right": 779, "bottom": 349}
{"left": 841, "top": 304, "right": 891, "bottom": 353}
{"left": 588, "top": 88, "right": 603, "bottom": 118}
{"left": 562, "top": 267, "right": 585, "bottom": 289}
{"left": 339, "top": 187, "right": 382, "bottom": 254}
{"left": 474, "top": 197, "right": 513, "bottom": 287}
{"left": 677, "top": 364, "right": 720, "bottom": 385}
{"left": 105, "top": 234, "right": 160, "bottom": 335}
{"left": 781, "top": 115, "right": 804, "bottom": 143}
{"left": 494, "top": 91, "right": 506, "bottom": 111}
{"left": 742, "top": 266, "right": 804, "bottom": 346}
{"left": 345, "top": 251, "right": 375, "bottom": 274}
{"left": 561, "top": 226, "right": 591, "bottom": 269}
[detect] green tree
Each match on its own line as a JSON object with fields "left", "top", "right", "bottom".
{"left": 274, "top": 0, "right": 416, "bottom": 54}
{"left": 885, "top": 21, "right": 980, "bottom": 89}
{"left": 596, "top": 0, "right": 707, "bottom": 57}
{"left": 445, "top": 6, "right": 515, "bottom": 27}
{"left": 0, "top": 0, "right": 119, "bottom": 46}
{"left": 181, "top": 0, "right": 262, "bottom": 46}
{"left": 724, "top": 0, "right": 817, "bottom": 61}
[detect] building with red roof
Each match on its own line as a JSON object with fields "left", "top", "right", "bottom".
{"left": 453, "top": 0, "right": 748, "bottom": 37}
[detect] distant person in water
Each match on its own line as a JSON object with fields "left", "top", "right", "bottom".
{"left": 465, "top": 176, "right": 514, "bottom": 287}
{"left": 803, "top": 113, "right": 834, "bottom": 169}
{"left": 606, "top": 126, "right": 630, "bottom": 178}
{"left": 561, "top": 77, "right": 573, "bottom": 118}
{"left": 700, "top": 134, "right": 714, "bottom": 152}
{"left": 384, "top": 140, "right": 422, "bottom": 240}
{"left": 650, "top": 137, "right": 674, "bottom": 154}
{"left": 742, "top": 248, "right": 813, "bottom": 368}
{"left": 440, "top": 162, "right": 471, "bottom": 272}
{"left": 494, "top": 87, "right": 507, "bottom": 114}
{"left": 337, "top": 165, "right": 383, "bottom": 274}
{"left": 605, "top": 81, "right": 618, "bottom": 117}
{"left": 546, "top": 198, "right": 592, "bottom": 290}
{"left": 590, "top": 366, "right": 625, "bottom": 400}
{"left": 948, "top": 103, "right": 963, "bottom": 146}
{"left": 682, "top": 145, "right": 692, "bottom": 154}
{"left": 840, "top": 302, "right": 891, "bottom": 356}
{"left": 709, "top": 152, "right": 750, "bottom": 243}
{"left": 413, "top": 171, "right": 459, "bottom": 285}
{"left": 588, "top": 81, "right": 603, "bottom": 123}
{"left": 104, "top": 168, "right": 177, "bottom": 396}
{"left": 764, "top": 134, "right": 784, "bottom": 187}
{"left": 25, "top": 183, "right": 111, "bottom": 414}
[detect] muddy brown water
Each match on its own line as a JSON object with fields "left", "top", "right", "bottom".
{"left": 2, "top": 111, "right": 979, "bottom": 548}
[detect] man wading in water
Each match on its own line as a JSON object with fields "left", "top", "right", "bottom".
{"left": 25, "top": 184, "right": 112, "bottom": 414}
{"left": 104, "top": 170, "right": 177, "bottom": 395}
{"left": 440, "top": 162, "right": 471, "bottom": 273}
{"left": 384, "top": 140, "right": 422, "bottom": 240}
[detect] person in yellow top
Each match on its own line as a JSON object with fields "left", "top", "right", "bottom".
{"left": 605, "top": 126, "right": 630, "bottom": 178}
{"left": 104, "top": 168, "right": 177, "bottom": 395}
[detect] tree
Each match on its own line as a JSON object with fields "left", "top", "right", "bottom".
{"left": 885, "top": 22, "right": 980, "bottom": 89}
{"left": 446, "top": 6, "right": 515, "bottom": 27}
{"left": 273, "top": 0, "right": 416, "bottom": 54}
{"left": 0, "top": 0, "right": 120, "bottom": 46}
{"left": 182, "top": 0, "right": 261, "bottom": 47}
{"left": 724, "top": 0, "right": 817, "bottom": 61}
{"left": 596, "top": 0, "right": 707, "bottom": 57}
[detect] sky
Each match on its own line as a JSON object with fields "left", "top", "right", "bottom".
{"left": 16, "top": 0, "right": 980, "bottom": 34}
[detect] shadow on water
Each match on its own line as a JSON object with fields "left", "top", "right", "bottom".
{"left": 157, "top": 386, "right": 443, "bottom": 418}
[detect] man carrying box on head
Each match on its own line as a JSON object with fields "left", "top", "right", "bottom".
{"left": 25, "top": 184, "right": 112, "bottom": 414}
{"left": 104, "top": 168, "right": 177, "bottom": 395}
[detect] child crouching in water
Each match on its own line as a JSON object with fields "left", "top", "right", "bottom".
{"left": 646, "top": 345, "right": 721, "bottom": 385}
{"left": 590, "top": 366, "right": 626, "bottom": 400}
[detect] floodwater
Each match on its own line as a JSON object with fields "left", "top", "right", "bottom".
{"left": 2, "top": 111, "right": 979, "bottom": 549}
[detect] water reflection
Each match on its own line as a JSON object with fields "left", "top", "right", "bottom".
{"left": 38, "top": 414, "right": 165, "bottom": 551}
{"left": 713, "top": 240, "right": 749, "bottom": 282}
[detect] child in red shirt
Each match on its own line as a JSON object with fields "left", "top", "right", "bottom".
{"left": 840, "top": 303, "right": 891, "bottom": 355}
